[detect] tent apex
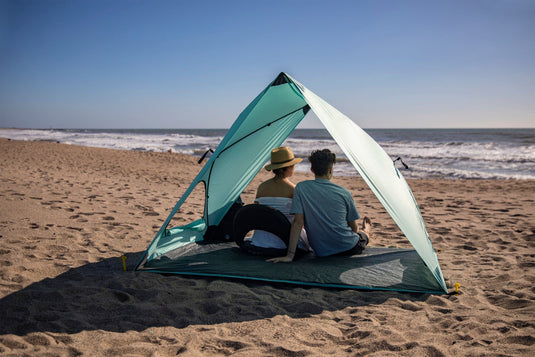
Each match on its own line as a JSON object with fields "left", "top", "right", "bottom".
{"left": 272, "top": 72, "right": 290, "bottom": 86}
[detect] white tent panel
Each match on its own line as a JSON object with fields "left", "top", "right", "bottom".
{"left": 290, "top": 75, "right": 447, "bottom": 292}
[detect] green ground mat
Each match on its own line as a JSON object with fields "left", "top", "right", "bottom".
{"left": 138, "top": 243, "right": 445, "bottom": 294}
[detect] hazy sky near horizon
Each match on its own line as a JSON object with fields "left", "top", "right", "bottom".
{"left": 1, "top": 0, "right": 534, "bottom": 129}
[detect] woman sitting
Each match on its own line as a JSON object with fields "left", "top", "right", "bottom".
{"left": 244, "top": 146, "right": 310, "bottom": 256}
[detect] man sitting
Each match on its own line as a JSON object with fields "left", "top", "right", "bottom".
{"left": 268, "top": 149, "right": 371, "bottom": 262}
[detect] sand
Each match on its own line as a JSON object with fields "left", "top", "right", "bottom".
{"left": 0, "top": 137, "right": 534, "bottom": 356}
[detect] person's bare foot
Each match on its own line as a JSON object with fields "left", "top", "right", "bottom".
{"left": 361, "top": 216, "right": 372, "bottom": 236}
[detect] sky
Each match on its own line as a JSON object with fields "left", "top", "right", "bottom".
{"left": 0, "top": 0, "right": 534, "bottom": 129}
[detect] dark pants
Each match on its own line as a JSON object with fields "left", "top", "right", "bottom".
{"left": 335, "top": 232, "right": 369, "bottom": 256}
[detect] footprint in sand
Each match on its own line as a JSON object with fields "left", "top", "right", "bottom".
{"left": 0, "top": 336, "right": 28, "bottom": 349}
{"left": 23, "top": 333, "right": 52, "bottom": 347}
{"left": 499, "top": 335, "right": 535, "bottom": 346}
{"left": 139, "top": 210, "right": 159, "bottom": 216}
{"left": 457, "top": 244, "right": 477, "bottom": 251}
{"left": 67, "top": 226, "right": 83, "bottom": 231}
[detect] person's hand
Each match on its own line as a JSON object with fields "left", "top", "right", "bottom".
{"left": 267, "top": 255, "right": 294, "bottom": 263}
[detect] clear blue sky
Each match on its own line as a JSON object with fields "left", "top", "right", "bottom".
{"left": 1, "top": 0, "right": 534, "bottom": 129}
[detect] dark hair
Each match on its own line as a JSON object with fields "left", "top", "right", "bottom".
{"left": 309, "top": 149, "right": 336, "bottom": 176}
{"left": 273, "top": 166, "right": 290, "bottom": 178}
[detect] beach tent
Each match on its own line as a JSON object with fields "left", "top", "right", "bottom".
{"left": 135, "top": 73, "right": 448, "bottom": 294}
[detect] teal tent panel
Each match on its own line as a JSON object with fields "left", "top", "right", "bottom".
{"left": 206, "top": 108, "right": 307, "bottom": 226}
{"left": 142, "top": 74, "right": 308, "bottom": 263}
{"left": 196, "top": 76, "right": 308, "bottom": 227}
{"left": 148, "top": 219, "right": 207, "bottom": 259}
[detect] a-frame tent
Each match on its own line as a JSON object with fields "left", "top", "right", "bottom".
{"left": 135, "top": 72, "right": 448, "bottom": 294}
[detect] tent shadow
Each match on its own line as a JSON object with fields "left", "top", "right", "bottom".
{"left": 0, "top": 251, "right": 431, "bottom": 336}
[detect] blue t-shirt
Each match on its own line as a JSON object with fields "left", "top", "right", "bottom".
{"left": 290, "top": 178, "right": 360, "bottom": 257}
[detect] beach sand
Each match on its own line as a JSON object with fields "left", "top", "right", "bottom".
{"left": 0, "top": 138, "right": 534, "bottom": 356}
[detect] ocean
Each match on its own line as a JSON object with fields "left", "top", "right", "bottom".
{"left": 1, "top": 128, "right": 534, "bottom": 180}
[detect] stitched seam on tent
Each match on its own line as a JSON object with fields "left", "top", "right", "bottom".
{"left": 217, "top": 105, "right": 309, "bottom": 158}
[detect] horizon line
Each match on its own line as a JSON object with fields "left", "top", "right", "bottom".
{"left": 2, "top": 127, "right": 535, "bottom": 131}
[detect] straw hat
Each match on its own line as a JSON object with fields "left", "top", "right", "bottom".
{"left": 264, "top": 147, "right": 303, "bottom": 171}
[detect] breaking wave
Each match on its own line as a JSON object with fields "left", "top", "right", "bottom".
{"left": 1, "top": 128, "right": 533, "bottom": 180}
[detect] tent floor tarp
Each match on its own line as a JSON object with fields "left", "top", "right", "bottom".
{"left": 138, "top": 244, "right": 445, "bottom": 294}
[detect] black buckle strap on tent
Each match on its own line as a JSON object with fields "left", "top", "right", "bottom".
{"left": 198, "top": 149, "right": 214, "bottom": 164}
{"left": 272, "top": 72, "right": 290, "bottom": 86}
{"left": 393, "top": 157, "right": 410, "bottom": 170}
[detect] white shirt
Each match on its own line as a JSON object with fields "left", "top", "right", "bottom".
{"left": 250, "top": 197, "right": 309, "bottom": 250}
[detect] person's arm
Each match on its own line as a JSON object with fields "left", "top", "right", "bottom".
{"left": 348, "top": 220, "right": 358, "bottom": 234}
{"left": 267, "top": 213, "right": 304, "bottom": 263}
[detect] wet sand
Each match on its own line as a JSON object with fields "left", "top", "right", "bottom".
{"left": 0, "top": 138, "right": 534, "bottom": 356}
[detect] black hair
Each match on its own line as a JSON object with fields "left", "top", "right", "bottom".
{"left": 273, "top": 166, "right": 290, "bottom": 178}
{"left": 308, "top": 149, "right": 336, "bottom": 176}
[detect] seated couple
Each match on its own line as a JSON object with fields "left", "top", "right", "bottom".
{"left": 242, "top": 146, "right": 372, "bottom": 262}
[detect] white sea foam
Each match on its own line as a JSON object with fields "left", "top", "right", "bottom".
{"left": 0, "top": 129, "right": 218, "bottom": 155}
{"left": 382, "top": 141, "right": 535, "bottom": 163}
{"left": 1, "top": 128, "right": 533, "bottom": 180}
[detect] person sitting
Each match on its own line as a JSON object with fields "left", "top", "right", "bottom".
{"left": 242, "top": 146, "right": 310, "bottom": 256}
{"left": 268, "top": 148, "right": 372, "bottom": 263}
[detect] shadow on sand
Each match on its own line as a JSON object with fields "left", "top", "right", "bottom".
{"left": 0, "top": 251, "right": 430, "bottom": 336}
